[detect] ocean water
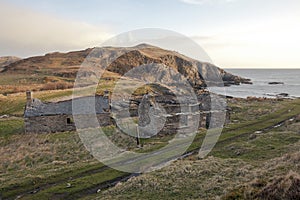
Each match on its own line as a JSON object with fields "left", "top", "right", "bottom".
{"left": 209, "top": 69, "right": 300, "bottom": 98}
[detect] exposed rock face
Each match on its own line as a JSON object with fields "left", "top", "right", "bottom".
{"left": 0, "top": 56, "right": 21, "bottom": 72}
{"left": 107, "top": 45, "right": 252, "bottom": 87}
{"left": 219, "top": 68, "right": 252, "bottom": 86}
{"left": 268, "top": 82, "right": 284, "bottom": 85}
{"left": 2, "top": 44, "right": 251, "bottom": 88}
{"left": 266, "top": 93, "right": 289, "bottom": 98}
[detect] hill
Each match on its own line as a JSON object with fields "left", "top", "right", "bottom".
{"left": 1, "top": 97, "right": 299, "bottom": 199}
{"left": 0, "top": 44, "right": 251, "bottom": 94}
{"left": 0, "top": 56, "right": 21, "bottom": 72}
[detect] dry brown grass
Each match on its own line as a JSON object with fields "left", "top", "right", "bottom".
{"left": 41, "top": 81, "right": 73, "bottom": 91}
{"left": 99, "top": 156, "right": 254, "bottom": 199}
{"left": 0, "top": 131, "right": 94, "bottom": 188}
{"left": 97, "top": 141, "right": 300, "bottom": 200}
{"left": 0, "top": 84, "right": 41, "bottom": 95}
{"left": 255, "top": 171, "right": 300, "bottom": 200}
{"left": 222, "top": 150, "right": 300, "bottom": 200}
{"left": 0, "top": 132, "right": 87, "bottom": 172}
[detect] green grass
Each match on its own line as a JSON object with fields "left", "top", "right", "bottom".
{"left": 0, "top": 90, "right": 73, "bottom": 116}
{"left": 1, "top": 162, "right": 104, "bottom": 199}
{"left": 181, "top": 99, "right": 300, "bottom": 159}
{"left": 0, "top": 118, "right": 24, "bottom": 137}
{"left": 1, "top": 96, "right": 300, "bottom": 199}
{"left": 91, "top": 99, "right": 300, "bottom": 200}
{"left": 135, "top": 99, "right": 300, "bottom": 157}
{"left": 221, "top": 99, "right": 300, "bottom": 140}
{"left": 20, "top": 168, "right": 128, "bottom": 200}
{"left": 0, "top": 162, "right": 118, "bottom": 200}
{"left": 76, "top": 98, "right": 300, "bottom": 199}
{"left": 0, "top": 126, "right": 131, "bottom": 199}
{"left": 211, "top": 131, "right": 300, "bottom": 161}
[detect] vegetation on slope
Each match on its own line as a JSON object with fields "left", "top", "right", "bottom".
{"left": 0, "top": 44, "right": 250, "bottom": 95}
{"left": 0, "top": 98, "right": 299, "bottom": 199}
{"left": 96, "top": 99, "right": 300, "bottom": 200}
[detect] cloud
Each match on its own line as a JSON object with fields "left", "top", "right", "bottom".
{"left": 0, "top": 3, "right": 112, "bottom": 57}
{"left": 191, "top": 16, "right": 300, "bottom": 68}
{"left": 180, "top": 0, "right": 236, "bottom": 5}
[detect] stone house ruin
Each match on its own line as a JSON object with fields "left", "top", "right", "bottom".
{"left": 24, "top": 91, "right": 230, "bottom": 134}
{"left": 24, "top": 91, "right": 111, "bottom": 133}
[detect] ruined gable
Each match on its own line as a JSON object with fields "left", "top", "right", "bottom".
{"left": 24, "top": 91, "right": 111, "bottom": 133}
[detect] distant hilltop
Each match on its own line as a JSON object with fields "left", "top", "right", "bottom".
{"left": 0, "top": 56, "right": 21, "bottom": 72}
{"left": 0, "top": 44, "right": 251, "bottom": 94}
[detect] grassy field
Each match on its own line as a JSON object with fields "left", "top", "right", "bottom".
{"left": 96, "top": 99, "right": 300, "bottom": 200}
{"left": 0, "top": 89, "right": 73, "bottom": 116}
{"left": 0, "top": 96, "right": 299, "bottom": 199}
{"left": 0, "top": 117, "right": 24, "bottom": 137}
{"left": 0, "top": 69, "right": 121, "bottom": 95}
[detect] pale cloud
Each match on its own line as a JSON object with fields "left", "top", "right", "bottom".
{"left": 180, "top": 0, "right": 236, "bottom": 5}
{"left": 0, "top": 3, "right": 112, "bottom": 57}
{"left": 192, "top": 15, "right": 300, "bottom": 68}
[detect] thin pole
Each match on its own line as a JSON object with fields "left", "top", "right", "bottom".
{"left": 136, "top": 125, "right": 140, "bottom": 147}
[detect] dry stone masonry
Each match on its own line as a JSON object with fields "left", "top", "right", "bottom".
{"left": 24, "top": 91, "right": 230, "bottom": 134}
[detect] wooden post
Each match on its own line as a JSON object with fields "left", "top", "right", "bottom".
{"left": 26, "top": 90, "right": 32, "bottom": 107}
{"left": 136, "top": 125, "right": 141, "bottom": 147}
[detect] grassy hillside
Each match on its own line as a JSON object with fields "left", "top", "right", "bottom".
{"left": 0, "top": 44, "right": 251, "bottom": 95}
{"left": 96, "top": 99, "right": 300, "bottom": 200}
{"left": 0, "top": 89, "right": 73, "bottom": 116}
{"left": 0, "top": 97, "right": 299, "bottom": 199}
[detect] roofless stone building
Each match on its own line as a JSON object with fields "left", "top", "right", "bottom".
{"left": 24, "top": 91, "right": 112, "bottom": 133}
{"left": 24, "top": 91, "right": 230, "bottom": 134}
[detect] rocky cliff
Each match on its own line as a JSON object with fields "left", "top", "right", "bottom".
{"left": 107, "top": 44, "right": 251, "bottom": 87}
{"left": 0, "top": 56, "right": 21, "bottom": 72}
{"left": 1, "top": 44, "right": 251, "bottom": 89}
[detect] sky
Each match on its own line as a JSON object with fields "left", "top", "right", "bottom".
{"left": 0, "top": 0, "right": 300, "bottom": 68}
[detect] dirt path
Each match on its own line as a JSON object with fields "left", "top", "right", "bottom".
{"left": 58, "top": 114, "right": 300, "bottom": 199}
{"left": 10, "top": 104, "right": 300, "bottom": 199}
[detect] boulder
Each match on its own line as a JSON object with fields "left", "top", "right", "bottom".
{"left": 268, "top": 82, "right": 284, "bottom": 85}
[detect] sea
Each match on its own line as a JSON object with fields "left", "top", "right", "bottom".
{"left": 209, "top": 69, "right": 300, "bottom": 98}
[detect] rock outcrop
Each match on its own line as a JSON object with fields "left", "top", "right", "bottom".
{"left": 105, "top": 44, "right": 252, "bottom": 87}
{"left": 268, "top": 82, "right": 284, "bottom": 85}
{"left": 1, "top": 44, "right": 251, "bottom": 88}
{"left": 0, "top": 56, "right": 21, "bottom": 72}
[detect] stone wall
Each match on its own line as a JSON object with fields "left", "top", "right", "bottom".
{"left": 24, "top": 109, "right": 230, "bottom": 134}
{"left": 25, "top": 113, "right": 112, "bottom": 134}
